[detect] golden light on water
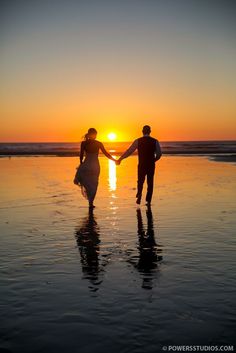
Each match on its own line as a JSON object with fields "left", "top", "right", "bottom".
{"left": 109, "top": 157, "right": 117, "bottom": 191}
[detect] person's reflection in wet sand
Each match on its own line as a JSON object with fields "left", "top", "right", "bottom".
{"left": 75, "top": 209, "right": 107, "bottom": 291}
{"left": 136, "top": 206, "right": 163, "bottom": 289}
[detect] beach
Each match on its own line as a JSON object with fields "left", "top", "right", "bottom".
{"left": 1, "top": 155, "right": 236, "bottom": 353}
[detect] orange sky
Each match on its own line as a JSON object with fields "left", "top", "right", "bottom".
{"left": 1, "top": 1, "right": 236, "bottom": 142}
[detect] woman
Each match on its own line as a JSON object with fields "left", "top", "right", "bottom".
{"left": 74, "top": 128, "right": 116, "bottom": 208}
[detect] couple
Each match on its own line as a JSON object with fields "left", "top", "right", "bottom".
{"left": 74, "top": 125, "right": 162, "bottom": 208}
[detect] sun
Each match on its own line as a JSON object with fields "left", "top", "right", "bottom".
{"left": 107, "top": 132, "right": 117, "bottom": 141}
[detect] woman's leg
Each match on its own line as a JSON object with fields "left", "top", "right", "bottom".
{"left": 88, "top": 179, "right": 98, "bottom": 207}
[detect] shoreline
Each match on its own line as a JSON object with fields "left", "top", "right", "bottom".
{"left": 208, "top": 155, "right": 236, "bottom": 163}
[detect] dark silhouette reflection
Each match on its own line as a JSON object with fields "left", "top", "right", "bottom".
{"left": 135, "top": 207, "right": 163, "bottom": 289}
{"left": 75, "top": 209, "right": 107, "bottom": 291}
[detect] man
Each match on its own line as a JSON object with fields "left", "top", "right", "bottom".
{"left": 116, "top": 125, "right": 162, "bottom": 205}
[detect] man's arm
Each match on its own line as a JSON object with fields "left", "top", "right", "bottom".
{"left": 118, "top": 139, "right": 138, "bottom": 163}
{"left": 155, "top": 140, "right": 162, "bottom": 161}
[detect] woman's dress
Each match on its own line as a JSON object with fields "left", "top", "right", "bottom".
{"left": 74, "top": 140, "right": 102, "bottom": 203}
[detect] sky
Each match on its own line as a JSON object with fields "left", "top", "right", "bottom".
{"left": 1, "top": 0, "right": 236, "bottom": 142}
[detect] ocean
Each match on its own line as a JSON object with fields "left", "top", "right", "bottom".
{"left": 0, "top": 140, "right": 236, "bottom": 156}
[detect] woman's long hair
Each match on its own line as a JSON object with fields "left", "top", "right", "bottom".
{"left": 84, "top": 128, "right": 97, "bottom": 141}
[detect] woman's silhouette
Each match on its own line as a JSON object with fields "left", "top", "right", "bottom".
{"left": 74, "top": 128, "right": 116, "bottom": 208}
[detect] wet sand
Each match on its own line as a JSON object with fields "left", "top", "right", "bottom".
{"left": 0, "top": 156, "right": 236, "bottom": 352}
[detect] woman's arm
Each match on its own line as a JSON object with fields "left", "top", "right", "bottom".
{"left": 80, "top": 141, "right": 85, "bottom": 164}
{"left": 155, "top": 140, "right": 162, "bottom": 161}
{"left": 100, "top": 143, "right": 116, "bottom": 161}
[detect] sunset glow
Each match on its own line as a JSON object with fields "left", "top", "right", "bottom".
{"left": 108, "top": 133, "right": 117, "bottom": 141}
{"left": 1, "top": 1, "right": 236, "bottom": 142}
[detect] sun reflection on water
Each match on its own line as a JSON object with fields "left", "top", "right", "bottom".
{"left": 108, "top": 156, "right": 117, "bottom": 191}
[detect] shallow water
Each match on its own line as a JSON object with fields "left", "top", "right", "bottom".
{"left": 0, "top": 156, "right": 236, "bottom": 353}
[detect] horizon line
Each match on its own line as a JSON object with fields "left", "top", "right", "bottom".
{"left": 0, "top": 139, "right": 236, "bottom": 144}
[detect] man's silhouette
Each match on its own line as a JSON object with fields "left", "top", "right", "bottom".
{"left": 117, "top": 125, "right": 162, "bottom": 205}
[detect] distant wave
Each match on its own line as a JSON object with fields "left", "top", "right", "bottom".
{"left": 0, "top": 141, "right": 236, "bottom": 156}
